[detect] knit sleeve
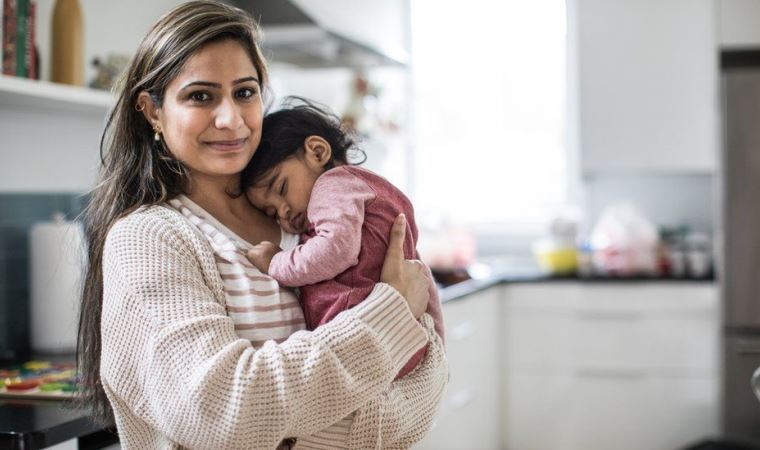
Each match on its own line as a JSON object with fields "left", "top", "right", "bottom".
{"left": 100, "top": 212, "right": 428, "bottom": 450}
{"left": 293, "top": 314, "right": 448, "bottom": 450}
{"left": 349, "top": 313, "right": 448, "bottom": 449}
{"left": 268, "top": 167, "right": 375, "bottom": 287}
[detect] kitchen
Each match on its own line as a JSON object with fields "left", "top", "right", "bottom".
{"left": 0, "top": 0, "right": 757, "bottom": 449}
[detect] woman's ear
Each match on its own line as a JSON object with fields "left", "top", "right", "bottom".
{"left": 303, "top": 135, "right": 332, "bottom": 169}
{"left": 136, "top": 91, "right": 162, "bottom": 132}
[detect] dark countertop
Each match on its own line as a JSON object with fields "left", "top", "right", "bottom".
{"left": 439, "top": 270, "right": 717, "bottom": 304}
{"left": 0, "top": 399, "right": 117, "bottom": 449}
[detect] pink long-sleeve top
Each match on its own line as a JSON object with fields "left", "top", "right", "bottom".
{"left": 269, "top": 165, "right": 444, "bottom": 378}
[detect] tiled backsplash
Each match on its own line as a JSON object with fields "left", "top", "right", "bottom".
{"left": 0, "top": 193, "right": 86, "bottom": 360}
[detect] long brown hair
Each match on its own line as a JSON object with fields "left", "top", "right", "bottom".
{"left": 77, "top": 0, "right": 269, "bottom": 425}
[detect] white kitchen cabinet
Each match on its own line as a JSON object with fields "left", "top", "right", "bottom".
{"left": 574, "top": 0, "right": 718, "bottom": 173}
{"left": 415, "top": 287, "right": 502, "bottom": 450}
{"left": 500, "top": 282, "right": 720, "bottom": 450}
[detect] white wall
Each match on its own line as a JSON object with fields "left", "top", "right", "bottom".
{"left": 0, "top": 105, "right": 104, "bottom": 192}
{"left": 583, "top": 174, "right": 716, "bottom": 234}
{"left": 716, "top": 0, "right": 760, "bottom": 48}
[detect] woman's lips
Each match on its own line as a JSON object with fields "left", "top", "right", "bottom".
{"left": 205, "top": 137, "right": 248, "bottom": 152}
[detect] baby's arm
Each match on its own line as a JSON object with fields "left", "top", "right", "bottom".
{"left": 267, "top": 168, "right": 375, "bottom": 287}
{"left": 247, "top": 241, "right": 282, "bottom": 273}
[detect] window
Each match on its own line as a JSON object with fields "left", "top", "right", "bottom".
{"left": 410, "top": 0, "right": 568, "bottom": 234}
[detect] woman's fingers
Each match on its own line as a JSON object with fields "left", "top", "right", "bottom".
{"left": 380, "top": 214, "right": 429, "bottom": 317}
{"left": 382, "top": 214, "right": 406, "bottom": 275}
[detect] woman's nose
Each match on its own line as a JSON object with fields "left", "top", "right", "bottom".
{"left": 214, "top": 96, "right": 244, "bottom": 130}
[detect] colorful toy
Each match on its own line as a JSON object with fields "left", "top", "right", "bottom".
{"left": 0, "top": 360, "right": 78, "bottom": 400}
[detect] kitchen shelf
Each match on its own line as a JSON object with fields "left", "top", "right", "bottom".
{"left": 0, "top": 75, "right": 113, "bottom": 115}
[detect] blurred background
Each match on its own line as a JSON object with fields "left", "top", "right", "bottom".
{"left": 2, "top": 0, "right": 760, "bottom": 449}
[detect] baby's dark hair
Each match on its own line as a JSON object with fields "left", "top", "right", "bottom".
{"left": 241, "top": 97, "right": 365, "bottom": 190}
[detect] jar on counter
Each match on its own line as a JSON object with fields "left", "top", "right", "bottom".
{"left": 686, "top": 232, "right": 712, "bottom": 279}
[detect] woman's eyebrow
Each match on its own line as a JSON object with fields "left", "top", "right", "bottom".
{"left": 179, "top": 76, "right": 259, "bottom": 91}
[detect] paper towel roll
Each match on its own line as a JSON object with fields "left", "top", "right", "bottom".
{"left": 29, "top": 214, "right": 85, "bottom": 354}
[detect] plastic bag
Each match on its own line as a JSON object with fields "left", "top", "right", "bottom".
{"left": 590, "top": 203, "right": 659, "bottom": 276}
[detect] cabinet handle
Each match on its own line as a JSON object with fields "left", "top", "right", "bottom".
{"left": 575, "top": 310, "right": 643, "bottom": 321}
{"left": 449, "top": 320, "right": 475, "bottom": 342}
{"left": 575, "top": 367, "right": 646, "bottom": 379}
{"left": 448, "top": 387, "right": 474, "bottom": 410}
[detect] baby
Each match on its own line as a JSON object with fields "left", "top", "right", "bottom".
{"left": 243, "top": 99, "right": 444, "bottom": 379}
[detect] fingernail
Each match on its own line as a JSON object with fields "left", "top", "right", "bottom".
{"left": 398, "top": 214, "right": 406, "bottom": 225}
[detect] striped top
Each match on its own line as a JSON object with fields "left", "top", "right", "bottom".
{"left": 168, "top": 196, "right": 354, "bottom": 448}
{"left": 168, "top": 195, "right": 306, "bottom": 348}
{"left": 100, "top": 204, "right": 446, "bottom": 450}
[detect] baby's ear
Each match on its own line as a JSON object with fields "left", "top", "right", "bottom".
{"left": 304, "top": 135, "right": 332, "bottom": 168}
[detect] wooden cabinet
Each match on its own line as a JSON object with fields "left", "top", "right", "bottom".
{"left": 573, "top": 0, "right": 718, "bottom": 173}
{"left": 500, "top": 282, "right": 719, "bottom": 450}
{"left": 415, "top": 287, "right": 502, "bottom": 450}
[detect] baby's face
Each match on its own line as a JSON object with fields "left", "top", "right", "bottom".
{"left": 246, "top": 156, "right": 321, "bottom": 234}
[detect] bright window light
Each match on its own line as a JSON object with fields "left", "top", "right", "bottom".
{"left": 410, "top": 0, "right": 568, "bottom": 233}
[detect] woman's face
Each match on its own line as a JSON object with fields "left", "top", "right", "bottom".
{"left": 147, "top": 39, "right": 263, "bottom": 180}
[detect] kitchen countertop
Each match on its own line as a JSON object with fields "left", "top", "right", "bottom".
{"left": 439, "top": 270, "right": 717, "bottom": 304}
{"left": 0, "top": 399, "right": 117, "bottom": 449}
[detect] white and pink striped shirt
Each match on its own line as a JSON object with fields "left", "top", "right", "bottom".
{"left": 167, "top": 195, "right": 373, "bottom": 449}
{"left": 168, "top": 195, "right": 306, "bottom": 348}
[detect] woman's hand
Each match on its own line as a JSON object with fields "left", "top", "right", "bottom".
{"left": 381, "top": 214, "right": 430, "bottom": 319}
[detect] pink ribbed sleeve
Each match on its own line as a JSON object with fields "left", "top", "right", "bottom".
{"left": 268, "top": 168, "right": 376, "bottom": 287}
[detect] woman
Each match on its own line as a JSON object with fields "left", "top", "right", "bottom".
{"left": 77, "top": 1, "right": 447, "bottom": 449}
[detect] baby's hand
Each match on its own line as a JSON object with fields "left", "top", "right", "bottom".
{"left": 247, "top": 241, "right": 282, "bottom": 274}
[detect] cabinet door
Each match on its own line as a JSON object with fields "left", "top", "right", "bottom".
{"left": 501, "top": 283, "right": 720, "bottom": 450}
{"left": 502, "top": 372, "right": 717, "bottom": 450}
{"left": 415, "top": 288, "right": 501, "bottom": 450}
{"left": 575, "top": 0, "right": 717, "bottom": 172}
{"left": 503, "top": 283, "right": 719, "bottom": 373}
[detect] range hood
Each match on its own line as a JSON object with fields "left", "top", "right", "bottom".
{"left": 233, "top": 0, "right": 407, "bottom": 68}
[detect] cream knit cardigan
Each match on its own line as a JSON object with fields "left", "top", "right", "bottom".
{"left": 100, "top": 205, "right": 448, "bottom": 449}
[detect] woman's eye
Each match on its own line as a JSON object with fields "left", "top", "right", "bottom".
{"left": 236, "top": 87, "right": 258, "bottom": 99}
{"left": 279, "top": 180, "right": 287, "bottom": 196}
{"left": 189, "top": 91, "right": 211, "bottom": 103}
